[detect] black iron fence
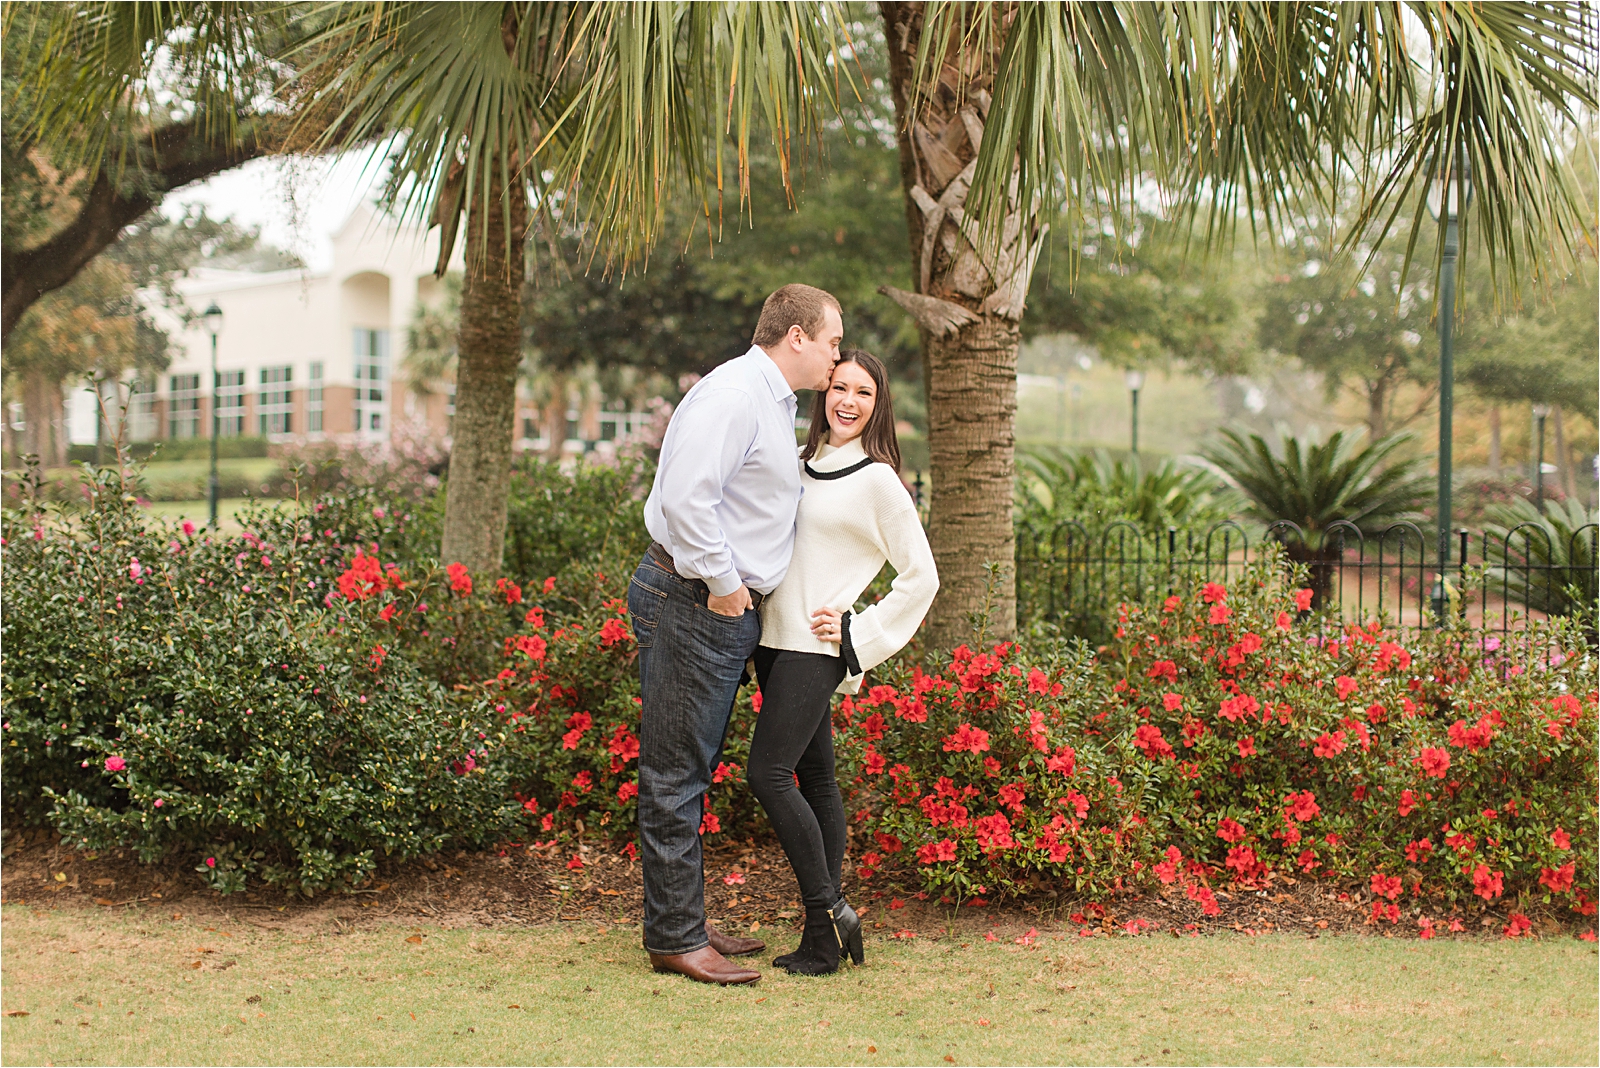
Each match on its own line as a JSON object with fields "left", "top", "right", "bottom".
{"left": 1017, "top": 518, "right": 1598, "bottom": 647}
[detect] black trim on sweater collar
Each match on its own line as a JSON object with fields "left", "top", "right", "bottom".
{"left": 804, "top": 456, "right": 875, "bottom": 480}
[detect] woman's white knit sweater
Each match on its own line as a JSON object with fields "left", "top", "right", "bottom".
{"left": 759, "top": 438, "right": 938, "bottom": 694}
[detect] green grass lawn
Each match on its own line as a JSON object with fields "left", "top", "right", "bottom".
{"left": 2, "top": 907, "right": 1593, "bottom": 1066}
{"left": 137, "top": 498, "right": 284, "bottom": 532}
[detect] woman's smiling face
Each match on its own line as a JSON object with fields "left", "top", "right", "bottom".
{"left": 825, "top": 359, "right": 876, "bottom": 446}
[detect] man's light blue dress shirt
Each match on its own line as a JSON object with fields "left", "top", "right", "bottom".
{"left": 644, "top": 345, "right": 802, "bottom": 597}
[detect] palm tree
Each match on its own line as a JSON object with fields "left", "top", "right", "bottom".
{"left": 1202, "top": 428, "right": 1432, "bottom": 605}
{"left": 296, "top": 2, "right": 847, "bottom": 572}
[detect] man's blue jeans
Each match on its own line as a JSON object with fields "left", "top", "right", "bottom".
{"left": 628, "top": 551, "right": 759, "bottom": 956}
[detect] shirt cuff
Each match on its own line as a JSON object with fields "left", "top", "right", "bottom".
{"left": 840, "top": 611, "right": 862, "bottom": 676}
{"left": 705, "top": 569, "right": 743, "bottom": 598}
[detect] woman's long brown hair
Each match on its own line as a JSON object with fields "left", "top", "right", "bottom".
{"left": 800, "top": 349, "right": 901, "bottom": 471}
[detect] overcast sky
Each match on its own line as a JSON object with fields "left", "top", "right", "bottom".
{"left": 161, "top": 151, "right": 391, "bottom": 273}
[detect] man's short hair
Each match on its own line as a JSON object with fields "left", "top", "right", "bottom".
{"left": 752, "top": 284, "right": 841, "bottom": 348}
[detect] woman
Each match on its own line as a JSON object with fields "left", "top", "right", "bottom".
{"left": 751, "top": 349, "right": 938, "bottom": 975}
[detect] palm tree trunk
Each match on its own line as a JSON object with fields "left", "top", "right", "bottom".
{"left": 438, "top": 179, "right": 527, "bottom": 573}
{"left": 881, "top": 1, "right": 1039, "bottom": 645}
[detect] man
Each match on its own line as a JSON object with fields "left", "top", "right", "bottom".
{"left": 628, "top": 283, "right": 843, "bottom": 985}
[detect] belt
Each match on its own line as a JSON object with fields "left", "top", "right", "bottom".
{"left": 649, "top": 542, "right": 765, "bottom": 610}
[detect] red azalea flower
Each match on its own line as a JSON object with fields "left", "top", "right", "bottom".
{"left": 1404, "top": 838, "right": 1432, "bottom": 863}
{"left": 495, "top": 578, "right": 523, "bottom": 605}
{"left": 523, "top": 606, "right": 545, "bottom": 629}
{"left": 1217, "top": 818, "right": 1246, "bottom": 843}
{"left": 1276, "top": 611, "right": 1292, "bottom": 630}
{"left": 1312, "top": 730, "right": 1346, "bottom": 758}
{"left": 1146, "top": 660, "right": 1178, "bottom": 682}
{"left": 1398, "top": 789, "right": 1417, "bottom": 816}
{"left": 1162, "top": 692, "right": 1183, "bottom": 712}
{"left": 699, "top": 812, "right": 721, "bottom": 836}
{"left": 1552, "top": 828, "right": 1572, "bottom": 850}
{"left": 1503, "top": 913, "right": 1533, "bottom": 939}
{"left": 1334, "top": 676, "right": 1358, "bottom": 700}
{"left": 1026, "top": 668, "right": 1051, "bottom": 694}
{"left": 1286, "top": 790, "right": 1320, "bottom": 822}
{"left": 446, "top": 562, "right": 472, "bottom": 595}
{"left": 1370, "top": 872, "right": 1402, "bottom": 901}
{"left": 1540, "top": 863, "right": 1575, "bottom": 893}
{"left": 616, "top": 781, "right": 638, "bottom": 803}
{"left": 1471, "top": 864, "right": 1504, "bottom": 901}
{"left": 1201, "top": 582, "right": 1227, "bottom": 604}
{"left": 1163, "top": 596, "right": 1181, "bottom": 613}
{"left": 1208, "top": 604, "right": 1232, "bottom": 625}
{"left": 1132, "top": 724, "right": 1175, "bottom": 761}
{"left": 1046, "top": 745, "right": 1077, "bottom": 775}
{"left": 566, "top": 855, "right": 584, "bottom": 871}
{"left": 1415, "top": 747, "right": 1451, "bottom": 778}
{"left": 1237, "top": 736, "right": 1257, "bottom": 758}
{"left": 1294, "top": 589, "right": 1314, "bottom": 611}
{"left": 599, "top": 618, "right": 630, "bottom": 647}
{"left": 378, "top": 602, "right": 398, "bottom": 623}
{"left": 942, "top": 723, "right": 991, "bottom": 754}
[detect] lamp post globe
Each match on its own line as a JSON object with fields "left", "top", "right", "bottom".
{"left": 202, "top": 301, "right": 224, "bottom": 529}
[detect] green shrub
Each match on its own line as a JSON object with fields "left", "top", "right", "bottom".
{"left": 1, "top": 468, "right": 518, "bottom": 895}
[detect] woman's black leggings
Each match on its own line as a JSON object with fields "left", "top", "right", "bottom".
{"left": 750, "top": 645, "right": 848, "bottom": 911}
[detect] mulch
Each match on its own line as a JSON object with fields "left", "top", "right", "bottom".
{"left": 0, "top": 827, "right": 1582, "bottom": 943}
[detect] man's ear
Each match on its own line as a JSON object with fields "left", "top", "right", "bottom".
{"left": 787, "top": 324, "right": 806, "bottom": 351}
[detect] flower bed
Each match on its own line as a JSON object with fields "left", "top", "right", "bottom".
{"left": 833, "top": 568, "right": 1595, "bottom": 933}
{"left": 4, "top": 466, "right": 1593, "bottom": 932}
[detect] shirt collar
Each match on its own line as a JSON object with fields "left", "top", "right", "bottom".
{"left": 747, "top": 345, "right": 796, "bottom": 406}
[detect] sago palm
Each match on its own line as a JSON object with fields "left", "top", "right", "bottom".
{"left": 1202, "top": 428, "right": 1432, "bottom": 605}
{"left": 1483, "top": 497, "right": 1599, "bottom": 618}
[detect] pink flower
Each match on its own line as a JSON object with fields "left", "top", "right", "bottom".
{"left": 723, "top": 871, "right": 746, "bottom": 886}
{"left": 566, "top": 855, "right": 584, "bottom": 871}
{"left": 104, "top": 756, "right": 126, "bottom": 772}
{"left": 181, "top": 521, "right": 195, "bottom": 536}
{"left": 205, "top": 857, "right": 216, "bottom": 868}
{"left": 128, "top": 559, "right": 142, "bottom": 579}
{"left": 153, "top": 799, "right": 164, "bottom": 808}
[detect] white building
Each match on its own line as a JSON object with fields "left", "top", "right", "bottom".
{"left": 74, "top": 203, "right": 652, "bottom": 454}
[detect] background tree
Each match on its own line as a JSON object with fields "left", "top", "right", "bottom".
{"left": 1257, "top": 234, "right": 1440, "bottom": 439}
{"left": 0, "top": 2, "right": 310, "bottom": 339}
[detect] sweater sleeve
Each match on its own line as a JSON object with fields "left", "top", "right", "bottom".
{"left": 835, "top": 469, "right": 938, "bottom": 690}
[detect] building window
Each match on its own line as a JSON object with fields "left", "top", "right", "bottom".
{"left": 258, "top": 365, "right": 293, "bottom": 436}
{"left": 168, "top": 374, "right": 201, "bottom": 439}
{"left": 353, "top": 328, "right": 388, "bottom": 435}
{"left": 215, "top": 370, "right": 246, "bottom": 437}
{"left": 129, "top": 377, "right": 159, "bottom": 442}
{"left": 307, "top": 361, "right": 324, "bottom": 434}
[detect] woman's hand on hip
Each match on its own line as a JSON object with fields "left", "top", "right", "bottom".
{"left": 810, "top": 607, "right": 843, "bottom": 644}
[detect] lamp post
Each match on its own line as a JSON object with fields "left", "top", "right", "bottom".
{"left": 201, "top": 301, "right": 224, "bottom": 529}
{"left": 1124, "top": 368, "right": 1145, "bottom": 457}
{"left": 1532, "top": 403, "right": 1551, "bottom": 509}
{"left": 1427, "top": 156, "right": 1471, "bottom": 625}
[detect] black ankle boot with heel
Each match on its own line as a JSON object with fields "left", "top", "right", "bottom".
{"left": 780, "top": 907, "right": 840, "bottom": 975}
{"left": 829, "top": 896, "right": 864, "bottom": 966}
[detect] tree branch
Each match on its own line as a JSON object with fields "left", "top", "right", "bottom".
{"left": 1, "top": 118, "right": 266, "bottom": 341}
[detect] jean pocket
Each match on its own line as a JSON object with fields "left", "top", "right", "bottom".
{"left": 628, "top": 575, "right": 667, "bottom": 648}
